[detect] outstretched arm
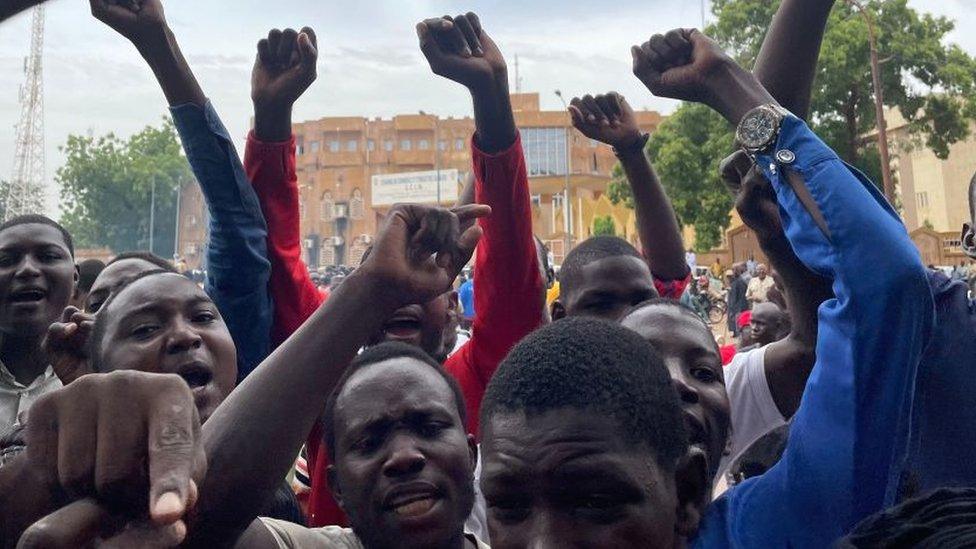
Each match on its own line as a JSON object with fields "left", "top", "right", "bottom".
{"left": 568, "top": 92, "right": 688, "bottom": 282}
{"left": 90, "top": 0, "right": 273, "bottom": 379}
{"left": 417, "top": 13, "right": 544, "bottom": 435}
{"left": 753, "top": 0, "right": 835, "bottom": 119}
{"left": 188, "top": 205, "right": 489, "bottom": 546}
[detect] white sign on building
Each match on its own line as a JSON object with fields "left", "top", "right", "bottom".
{"left": 371, "top": 169, "right": 460, "bottom": 206}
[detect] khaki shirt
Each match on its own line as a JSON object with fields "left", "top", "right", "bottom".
{"left": 0, "top": 364, "right": 61, "bottom": 431}
{"left": 259, "top": 518, "right": 489, "bottom": 549}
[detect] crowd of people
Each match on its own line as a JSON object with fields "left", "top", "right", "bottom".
{"left": 2, "top": 0, "right": 976, "bottom": 547}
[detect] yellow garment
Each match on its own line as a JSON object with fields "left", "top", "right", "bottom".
{"left": 547, "top": 280, "right": 561, "bottom": 306}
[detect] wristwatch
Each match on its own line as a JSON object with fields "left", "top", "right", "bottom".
{"left": 735, "top": 104, "right": 791, "bottom": 157}
{"left": 613, "top": 132, "right": 650, "bottom": 159}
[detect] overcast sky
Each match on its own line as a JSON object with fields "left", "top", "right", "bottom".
{"left": 1, "top": 0, "right": 974, "bottom": 215}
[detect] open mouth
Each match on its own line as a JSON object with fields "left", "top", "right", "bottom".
{"left": 177, "top": 362, "right": 213, "bottom": 389}
{"left": 383, "top": 483, "right": 442, "bottom": 518}
{"left": 383, "top": 307, "right": 423, "bottom": 338}
{"left": 9, "top": 288, "right": 45, "bottom": 304}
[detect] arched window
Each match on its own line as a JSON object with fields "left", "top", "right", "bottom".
{"left": 321, "top": 191, "right": 335, "bottom": 222}
{"left": 350, "top": 188, "right": 364, "bottom": 220}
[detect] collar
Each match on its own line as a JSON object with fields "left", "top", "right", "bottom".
{"left": 0, "top": 362, "right": 55, "bottom": 390}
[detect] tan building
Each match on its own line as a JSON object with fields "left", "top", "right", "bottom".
{"left": 176, "top": 93, "right": 663, "bottom": 270}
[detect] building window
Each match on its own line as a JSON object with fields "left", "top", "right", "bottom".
{"left": 321, "top": 192, "right": 335, "bottom": 222}
{"left": 438, "top": 140, "right": 447, "bottom": 151}
{"left": 299, "top": 199, "right": 306, "bottom": 220}
{"left": 419, "top": 139, "right": 430, "bottom": 150}
{"left": 519, "top": 128, "right": 568, "bottom": 177}
{"left": 310, "top": 141, "right": 320, "bottom": 153}
{"left": 384, "top": 140, "right": 394, "bottom": 152}
{"left": 367, "top": 139, "right": 376, "bottom": 151}
{"left": 346, "top": 140, "right": 358, "bottom": 152}
{"left": 328, "top": 140, "right": 340, "bottom": 153}
{"left": 400, "top": 139, "right": 412, "bottom": 151}
{"left": 297, "top": 137, "right": 305, "bottom": 155}
{"left": 531, "top": 194, "right": 542, "bottom": 207}
{"left": 917, "top": 192, "right": 929, "bottom": 208}
{"left": 350, "top": 189, "right": 364, "bottom": 220}
{"left": 455, "top": 139, "right": 465, "bottom": 151}
{"left": 553, "top": 192, "right": 565, "bottom": 211}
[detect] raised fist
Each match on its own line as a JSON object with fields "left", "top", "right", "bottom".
{"left": 89, "top": 0, "right": 168, "bottom": 47}
{"left": 569, "top": 92, "right": 643, "bottom": 151}
{"left": 632, "top": 28, "right": 734, "bottom": 104}
{"left": 23, "top": 371, "right": 205, "bottom": 530}
{"left": 18, "top": 498, "right": 189, "bottom": 548}
{"left": 361, "top": 204, "right": 490, "bottom": 306}
{"left": 41, "top": 306, "right": 95, "bottom": 386}
{"left": 417, "top": 12, "right": 506, "bottom": 89}
{"left": 720, "top": 150, "right": 783, "bottom": 241}
{"left": 252, "top": 27, "right": 318, "bottom": 112}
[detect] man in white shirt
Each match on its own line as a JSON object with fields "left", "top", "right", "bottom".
{"left": 0, "top": 215, "right": 77, "bottom": 430}
{"left": 746, "top": 263, "right": 775, "bottom": 305}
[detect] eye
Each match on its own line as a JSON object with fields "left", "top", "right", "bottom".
{"left": 417, "top": 421, "right": 448, "bottom": 438}
{"left": 38, "top": 251, "right": 63, "bottom": 263}
{"left": 692, "top": 366, "right": 718, "bottom": 383}
{"left": 0, "top": 254, "right": 16, "bottom": 267}
{"left": 131, "top": 324, "right": 160, "bottom": 339}
{"left": 87, "top": 300, "right": 104, "bottom": 313}
{"left": 573, "top": 494, "right": 626, "bottom": 522}
{"left": 192, "top": 310, "right": 217, "bottom": 323}
{"left": 488, "top": 497, "right": 531, "bottom": 524}
{"left": 352, "top": 435, "right": 381, "bottom": 454}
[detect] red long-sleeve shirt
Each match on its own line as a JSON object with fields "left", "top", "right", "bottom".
{"left": 246, "top": 132, "right": 544, "bottom": 527}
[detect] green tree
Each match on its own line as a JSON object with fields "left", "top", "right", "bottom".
{"left": 609, "top": 0, "right": 976, "bottom": 248}
{"left": 592, "top": 215, "right": 617, "bottom": 236}
{"left": 57, "top": 118, "right": 190, "bottom": 256}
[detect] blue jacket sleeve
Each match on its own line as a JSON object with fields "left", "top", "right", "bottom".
{"left": 170, "top": 102, "right": 272, "bottom": 381}
{"left": 696, "top": 116, "right": 934, "bottom": 548}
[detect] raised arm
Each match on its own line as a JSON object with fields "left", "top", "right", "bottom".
{"left": 753, "top": 0, "right": 836, "bottom": 119}
{"left": 417, "top": 13, "right": 544, "bottom": 434}
{"left": 635, "top": 29, "right": 933, "bottom": 546}
{"left": 188, "top": 205, "right": 489, "bottom": 546}
{"left": 90, "top": 0, "right": 273, "bottom": 379}
{"left": 244, "top": 28, "right": 325, "bottom": 347}
{"left": 568, "top": 92, "right": 689, "bottom": 282}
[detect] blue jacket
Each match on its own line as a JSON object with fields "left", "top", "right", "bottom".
{"left": 695, "top": 116, "right": 934, "bottom": 547}
{"left": 170, "top": 102, "right": 272, "bottom": 381}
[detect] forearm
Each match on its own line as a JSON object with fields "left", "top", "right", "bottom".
{"left": 753, "top": 0, "right": 835, "bottom": 119}
{"left": 470, "top": 74, "right": 517, "bottom": 154}
{"left": 191, "top": 271, "right": 397, "bottom": 546}
{"left": 253, "top": 105, "right": 293, "bottom": 144}
{"left": 135, "top": 25, "right": 207, "bottom": 108}
{"left": 620, "top": 152, "right": 688, "bottom": 280}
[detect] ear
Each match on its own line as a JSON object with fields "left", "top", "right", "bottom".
{"left": 326, "top": 465, "right": 346, "bottom": 511}
{"left": 962, "top": 223, "right": 976, "bottom": 259}
{"left": 550, "top": 299, "right": 566, "bottom": 321}
{"left": 673, "top": 447, "right": 709, "bottom": 540}
{"left": 448, "top": 290, "right": 459, "bottom": 313}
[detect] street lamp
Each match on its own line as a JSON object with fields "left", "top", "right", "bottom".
{"left": 554, "top": 90, "right": 572, "bottom": 259}
{"left": 847, "top": 0, "right": 896, "bottom": 204}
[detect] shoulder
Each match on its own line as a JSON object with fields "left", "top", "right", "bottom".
{"left": 258, "top": 519, "right": 363, "bottom": 549}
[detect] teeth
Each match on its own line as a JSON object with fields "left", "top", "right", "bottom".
{"left": 393, "top": 497, "right": 435, "bottom": 517}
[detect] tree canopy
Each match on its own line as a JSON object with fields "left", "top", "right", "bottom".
{"left": 57, "top": 118, "right": 189, "bottom": 257}
{"left": 609, "top": 0, "right": 976, "bottom": 251}
{"left": 592, "top": 215, "right": 617, "bottom": 237}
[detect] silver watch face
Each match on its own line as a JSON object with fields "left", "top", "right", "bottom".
{"left": 738, "top": 109, "right": 777, "bottom": 150}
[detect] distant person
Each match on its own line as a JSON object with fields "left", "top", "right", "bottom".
{"left": 458, "top": 276, "right": 474, "bottom": 329}
{"left": 686, "top": 248, "right": 697, "bottom": 271}
{"left": 710, "top": 257, "right": 724, "bottom": 278}
{"left": 68, "top": 258, "right": 104, "bottom": 310}
{"left": 727, "top": 263, "right": 749, "bottom": 336}
{"left": 746, "top": 263, "right": 774, "bottom": 305}
{"left": 746, "top": 254, "right": 758, "bottom": 276}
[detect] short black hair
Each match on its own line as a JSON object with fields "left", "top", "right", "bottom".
{"left": 108, "top": 251, "right": 177, "bottom": 273}
{"left": 89, "top": 269, "right": 179, "bottom": 371}
{"left": 559, "top": 236, "right": 643, "bottom": 298}
{"left": 77, "top": 259, "right": 106, "bottom": 293}
{"left": 624, "top": 297, "right": 709, "bottom": 330}
{"left": 839, "top": 487, "right": 976, "bottom": 548}
{"left": 480, "top": 317, "right": 687, "bottom": 470}
{"left": 322, "top": 341, "right": 467, "bottom": 461}
{"left": 0, "top": 214, "right": 74, "bottom": 257}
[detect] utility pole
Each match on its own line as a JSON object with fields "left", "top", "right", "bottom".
{"left": 7, "top": 6, "right": 45, "bottom": 220}
{"left": 554, "top": 90, "right": 572, "bottom": 258}
{"left": 848, "top": 0, "right": 896, "bottom": 204}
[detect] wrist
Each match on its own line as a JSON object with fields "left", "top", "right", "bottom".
{"left": 705, "top": 61, "right": 777, "bottom": 127}
{"left": 253, "top": 103, "right": 294, "bottom": 143}
{"left": 345, "top": 267, "right": 406, "bottom": 312}
{"left": 613, "top": 132, "right": 648, "bottom": 158}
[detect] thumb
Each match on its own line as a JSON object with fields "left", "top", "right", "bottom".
{"left": 451, "top": 224, "right": 484, "bottom": 275}
{"left": 297, "top": 31, "right": 317, "bottom": 70}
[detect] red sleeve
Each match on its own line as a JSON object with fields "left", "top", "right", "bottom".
{"left": 445, "top": 134, "right": 544, "bottom": 436}
{"left": 244, "top": 132, "right": 325, "bottom": 346}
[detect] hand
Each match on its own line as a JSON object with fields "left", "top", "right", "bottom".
{"left": 361, "top": 204, "right": 490, "bottom": 306}
{"left": 252, "top": 27, "right": 318, "bottom": 112}
{"left": 18, "top": 499, "right": 189, "bottom": 549}
{"left": 417, "top": 12, "right": 506, "bottom": 90}
{"left": 569, "top": 92, "right": 643, "bottom": 150}
{"left": 42, "top": 307, "right": 95, "bottom": 386}
{"left": 89, "top": 0, "right": 168, "bottom": 50}
{"left": 23, "top": 371, "right": 205, "bottom": 528}
{"left": 720, "top": 151, "right": 783, "bottom": 241}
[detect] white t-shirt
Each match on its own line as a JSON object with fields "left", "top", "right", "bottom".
{"left": 259, "top": 518, "right": 490, "bottom": 549}
{"left": 716, "top": 345, "right": 788, "bottom": 482}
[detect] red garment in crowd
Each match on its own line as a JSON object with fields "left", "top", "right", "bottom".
{"left": 720, "top": 344, "right": 738, "bottom": 365}
{"left": 246, "top": 132, "right": 545, "bottom": 527}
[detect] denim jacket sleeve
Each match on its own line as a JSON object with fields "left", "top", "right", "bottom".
{"left": 697, "top": 116, "right": 934, "bottom": 548}
{"left": 170, "top": 101, "right": 272, "bottom": 381}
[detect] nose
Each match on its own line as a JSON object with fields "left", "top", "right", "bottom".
{"left": 526, "top": 512, "right": 569, "bottom": 549}
{"left": 13, "top": 255, "right": 41, "bottom": 280}
{"left": 382, "top": 433, "right": 426, "bottom": 478}
{"left": 666, "top": 358, "right": 700, "bottom": 404}
{"left": 166, "top": 317, "right": 203, "bottom": 355}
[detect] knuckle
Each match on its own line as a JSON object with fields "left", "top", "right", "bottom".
{"left": 153, "top": 421, "right": 194, "bottom": 454}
